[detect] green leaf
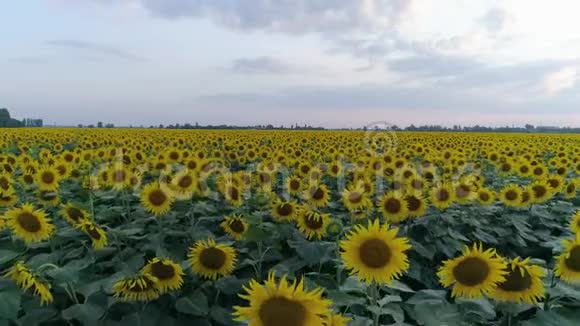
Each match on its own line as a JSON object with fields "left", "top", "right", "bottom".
{"left": 62, "top": 303, "right": 106, "bottom": 325}
{"left": 456, "top": 297, "right": 496, "bottom": 320}
{"left": 406, "top": 290, "right": 447, "bottom": 305}
{"left": 326, "top": 290, "right": 366, "bottom": 307}
{"left": 339, "top": 276, "right": 367, "bottom": 294}
{"left": 523, "top": 308, "right": 580, "bottom": 326}
{"left": 175, "top": 290, "right": 209, "bottom": 316}
{"left": 378, "top": 295, "right": 402, "bottom": 306}
{"left": 0, "top": 284, "right": 21, "bottom": 320}
{"left": 0, "top": 250, "right": 21, "bottom": 265}
{"left": 244, "top": 225, "right": 269, "bottom": 242}
{"left": 210, "top": 306, "right": 236, "bottom": 325}
{"left": 287, "top": 239, "right": 335, "bottom": 266}
{"left": 215, "top": 276, "right": 250, "bottom": 296}
{"left": 386, "top": 280, "right": 415, "bottom": 293}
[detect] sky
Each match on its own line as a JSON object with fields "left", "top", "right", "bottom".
{"left": 2, "top": 0, "right": 580, "bottom": 128}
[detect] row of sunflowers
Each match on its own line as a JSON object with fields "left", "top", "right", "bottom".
{"left": 1, "top": 128, "right": 579, "bottom": 325}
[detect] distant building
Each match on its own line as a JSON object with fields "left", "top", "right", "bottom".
{"left": 24, "top": 118, "right": 43, "bottom": 127}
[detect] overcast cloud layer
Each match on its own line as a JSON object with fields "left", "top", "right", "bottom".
{"left": 1, "top": 0, "right": 580, "bottom": 127}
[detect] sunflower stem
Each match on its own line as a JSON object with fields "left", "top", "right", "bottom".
{"left": 370, "top": 282, "right": 380, "bottom": 326}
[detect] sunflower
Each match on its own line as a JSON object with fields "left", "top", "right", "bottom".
{"left": 141, "top": 257, "right": 184, "bottom": 293}
{"left": 454, "top": 182, "right": 476, "bottom": 204}
{"left": 286, "top": 175, "right": 303, "bottom": 196}
{"left": 378, "top": 191, "right": 408, "bottom": 223}
{"left": 6, "top": 203, "right": 55, "bottom": 244}
{"left": 5, "top": 261, "right": 53, "bottom": 305}
{"left": 233, "top": 272, "right": 332, "bottom": 326}
{"left": 405, "top": 193, "right": 427, "bottom": 218}
{"left": 303, "top": 182, "right": 330, "bottom": 208}
{"left": 78, "top": 220, "right": 108, "bottom": 249}
{"left": 342, "top": 184, "right": 371, "bottom": 211}
{"left": 140, "top": 182, "right": 174, "bottom": 216}
{"left": 271, "top": 199, "right": 299, "bottom": 223}
{"left": 223, "top": 180, "right": 243, "bottom": 207}
{"left": 324, "top": 314, "right": 351, "bottom": 326}
{"left": 59, "top": 203, "right": 90, "bottom": 226}
{"left": 0, "top": 187, "right": 18, "bottom": 207}
{"left": 113, "top": 273, "right": 161, "bottom": 302}
{"left": 37, "top": 190, "right": 60, "bottom": 206}
{"left": 170, "top": 169, "right": 196, "bottom": 199}
{"left": 499, "top": 184, "right": 522, "bottom": 208}
{"left": 220, "top": 214, "right": 249, "bottom": 240}
{"left": 296, "top": 209, "right": 330, "bottom": 240}
{"left": 340, "top": 219, "right": 411, "bottom": 284}
{"left": 476, "top": 188, "right": 495, "bottom": 205}
{"left": 188, "top": 238, "right": 237, "bottom": 280}
{"left": 529, "top": 180, "right": 552, "bottom": 204}
{"left": 570, "top": 211, "right": 580, "bottom": 234}
{"left": 545, "top": 174, "right": 565, "bottom": 193}
{"left": 564, "top": 181, "right": 577, "bottom": 199}
{"left": 111, "top": 165, "right": 133, "bottom": 191}
{"left": 430, "top": 183, "right": 456, "bottom": 210}
{"left": 36, "top": 165, "right": 60, "bottom": 191}
{"left": 491, "top": 257, "right": 545, "bottom": 304}
{"left": 554, "top": 235, "right": 580, "bottom": 283}
{"left": 438, "top": 243, "right": 507, "bottom": 298}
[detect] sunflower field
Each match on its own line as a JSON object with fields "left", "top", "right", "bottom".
{"left": 1, "top": 129, "right": 580, "bottom": 326}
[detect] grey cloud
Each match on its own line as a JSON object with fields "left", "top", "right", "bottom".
{"left": 227, "top": 56, "right": 295, "bottom": 74}
{"left": 45, "top": 40, "right": 144, "bottom": 61}
{"left": 139, "top": 0, "right": 411, "bottom": 35}
{"left": 480, "top": 8, "right": 512, "bottom": 33}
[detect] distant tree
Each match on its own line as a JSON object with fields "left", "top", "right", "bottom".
{"left": 159, "top": 124, "right": 164, "bottom": 129}
{"left": 78, "top": 124, "right": 83, "bottom": 128}
{"left": 97, "top": 121, "right": 103, "bottom": 128}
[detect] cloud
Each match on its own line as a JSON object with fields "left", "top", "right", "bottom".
{"left": 45, "top": 39, "right": 144, "bottom": 61}
{"left": 226, "top": 56, "right": 295, "bottom": 74}
{"left": 138, "top": 0, "right": 412, "bottom": 34}
{"left": 480, "top": 8, "right": 513, "bottom": 33}
{"left": 542, "top": 65, "right": 580, "bottom": 95}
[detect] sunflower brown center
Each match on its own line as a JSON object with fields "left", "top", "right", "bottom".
{"left": 520, "top": 166, "right": 529, "bottom": 173}
{"left": 148, "top": 190, "right": 167, "bottom": 206}
{"left": 17, "top": 212, "right": 42, "bottom": 232}
{"left": 505, "top": 190, "right": 518, "bottom": 201}
{"left": 227, "top": 186, "right": 240, "bottom": 201}
{"left": 532, "top": 185, "right": 547, "bottom": 198}
{"left": 359, "top": 238, "right": 392, "bottom": 268}
{"left": 259, "top": 297, "right": 306, "bottom": 326}
{"left": 497, "top": 268, "right": 532, "bottom": 292}
{"left": 41, "top": 172, "right": 55, "bottom": 184}
{"left": 310, "top": 187, "right": 325, "bottom": 200}
{"left": 567, "top": 184, "right": 575, "bottom": 193}
{"left": 348, "top": 192, "right": 363, "bottom": 204}
{"left": 0, "top": 178, "right": 9, "bottom": 190}
{"left": 290, "top": 180, "right": 300, "bottom": 190}
{"left": 23, "top": 175, "right": 34, "bottom": 184}
{"left": 229, "top": 219, "right": 246, "bottom": 233}
{"left": 114, "top": 170, "right": 126, "bottom": 182}
{"left": 277, "top": 204, "right": 293, "bottom": 216}
{"left": 86, "top": 226, "right": 102, "bottom": 240}
{"left": 456, "top": 185, "right": 471, "bottom": 199}
{"left": 406, "top": 196, "right": 421, "bottom": 211}
{"left": 479, "top": 192, "right": 490, "bottom": 201}
{"left": 548, "top": 179, "right": 560, "bottom": 188}
{"left": 150, "top": 261, "right": 175, "bottom": 280}
{"left": 200, "top": 248, "right": 226, "bottom": 270}
{"left": 452, "top": 257, "right": 490, "bottom": 286}
{"left": 178, "top": 175, "right": 193, "bottom": 188}
{"left": 384, "top": 198, "right": 401, "bottom": 214}
{"left": 533, "top": 167, "right": 543, "bottom": 175}
{"left": 436, "top": 189, "right": 450, "bottom": 201}
{"left": 564, "top": 246, "right": 580, "bottom": 272}
{"left": 304, "top": 214, "right": 324, "bottom": 230}
{"left": 67, "top": 207, "right": 84, "bottom": 222}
